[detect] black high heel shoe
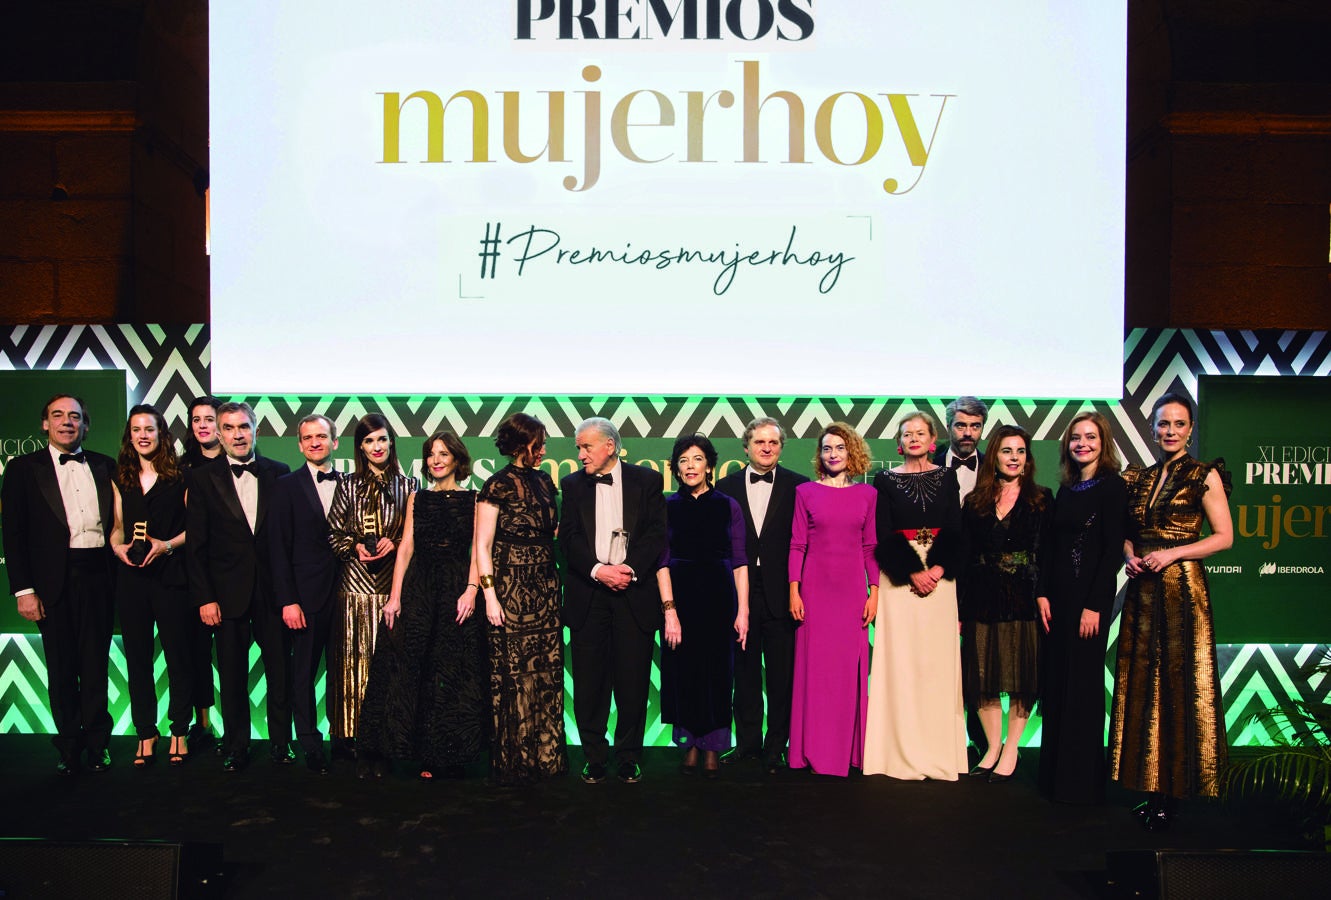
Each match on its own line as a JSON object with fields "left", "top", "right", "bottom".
{"left": 968, "top": 744, "right": 1003, "bottom": 777}
{"left": 134, "top": 737, "right": 158, "bottom": 768}
{"left": 168, "top": 735, "right": 190, "bottom": 767}
{"left": 987, "top": 750, "right": 1021, "bottom": 784}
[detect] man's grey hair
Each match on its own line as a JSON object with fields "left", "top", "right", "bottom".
{"left": 576, "top": 416, "right": 621, "bottom": 450}
{"left": 216, "top": 400, "right": 257, "bottom": 427}
{"left": 742, "top": 416, "right": 786, "bottom": 447}
{"left": 945, "top": 396, "right": 988, "bottom": 426}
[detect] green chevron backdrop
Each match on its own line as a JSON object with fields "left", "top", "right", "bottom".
{"left": 0, "top": 324, "right": 1327, "bottom": 747}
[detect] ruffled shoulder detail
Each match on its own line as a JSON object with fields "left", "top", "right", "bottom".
{"left": 1203, "top": 457, "right": 1232, "bottom": 498}
{"left": 1121, "top": 463, "right": 1150, "bottom": 488}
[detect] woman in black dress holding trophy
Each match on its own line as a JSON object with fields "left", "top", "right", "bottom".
{"left": 110, "top": 404, "right": 193, "bottom": 766}
{"left": 327, "top": 413, "right": 417, "bottom": 776}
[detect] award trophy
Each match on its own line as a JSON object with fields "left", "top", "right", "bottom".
{"left": 127, "top": 521, "right": 150, "bottom": 566}
{"left": 609, "top": 528, "right": 629, "bottom": 566}
{"left": 360, "top": 507, "right": 382, "bottom": 557}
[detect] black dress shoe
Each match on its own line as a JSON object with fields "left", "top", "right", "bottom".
{"left": 56, "top": 756, "right": 78, "bottom": 776}
{"left": 355, "top": 758, "right": 373, "bottom": 780}
{"left": 87, "top": 749, "right": 112, "bottom": 773}
{"left": 720, "top": 748, "right": 760, "bottom": 765}
{"left": 581, "top": 762, "right": 608, "bottom": 784}
{"left": 305, "top": 751, "right": 330, "bottom": 775}
{"left": 221, "top": 748, "right": 250, "bottom": 772}
{"left": 617, "top": 761, "right": 642, "bottom": 784}
{"left": 763, "top": 753, "right": 787, "bottom": 775}
{"left": 269, "top": 742, "right": 297, "bottom": 765}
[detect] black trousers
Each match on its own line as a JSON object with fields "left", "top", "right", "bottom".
{"left": 117, "top": 569, "right": 195, "bottom": 739}
{"left": 37, "top": 549, "right": 114, "bottom": 760}
{"left": 570, "top": 591, "right": 654, "bottom": 766}
{"left": 290, "top": 598, "right": 336, "bottom": 753}
{"left": 187, "top": 612, "right": 216, "bottom": 713}
{"left": 731, "top": 574, "right": 796, "bottom": 760}
{"left": 214, "top": 597, "right": 293, "bottom": 754}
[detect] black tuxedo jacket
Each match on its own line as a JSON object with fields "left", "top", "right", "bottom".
{"left": 715, "top": 465, "right": 808, "bottom": 619}
{"left": 1, "top": 447, "right": 115, "bottom": 606}
{"left": 186, "top": 454, "right": 291, "bottom": 618}
{"left": 268, "top": 466, "right": 343, "bottom": 615}
{"left": 560, "top": 462, "right": 667, "bottom": 633}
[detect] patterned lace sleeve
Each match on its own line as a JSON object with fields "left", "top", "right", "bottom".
{"left": 478, "top": 469, "right": 512, "bottom": 506}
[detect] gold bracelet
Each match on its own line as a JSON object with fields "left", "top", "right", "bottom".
{"left": 478, "top": 574, "right": 495, "bottom": 589}
{"left": 661, "top": 600, "right": 676, "bottom": 611}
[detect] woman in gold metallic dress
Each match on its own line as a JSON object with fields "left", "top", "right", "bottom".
{"left": 327, "top": 413, "right": 418, "bottom": 776}
{"left": 1110, "top": 392, "right": 1233, "bottom": 830}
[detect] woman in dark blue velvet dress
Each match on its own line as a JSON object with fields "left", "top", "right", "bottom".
{"left": 657, "top": 435, "right": 749, "bottom": 778}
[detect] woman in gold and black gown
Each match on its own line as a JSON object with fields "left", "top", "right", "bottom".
{"left": 1110, "top": 392, "right": 1233, "bottom": 830}
{"left": 327, "top": 413, "right": 417, "bottom": 776}
{"left": 475, "top": 413, "right": 568, "bottom": 784}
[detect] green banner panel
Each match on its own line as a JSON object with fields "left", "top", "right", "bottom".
{"left": 1199, "top": 375, "right": 1331, "bottom": 643}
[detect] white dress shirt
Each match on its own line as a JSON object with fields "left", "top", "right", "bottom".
{"left": 49, "top": 443, "right": 104, "bottom": 548}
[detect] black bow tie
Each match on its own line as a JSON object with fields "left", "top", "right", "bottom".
{"left": 749, "top": 470, "right": 774, "bottom": 484}
{"left": 589, "top": 472, "right": 613, "bottom": 486}
{"left": 231, "top": 462, "right": 257, "bottom": 478}
{"left": 58, "top": 451, "right": 86, "bottom": 465}
{"left": 317, "top": 470, "right": 339, "bottom": 483}
{"left": 951, "top": 455, "right": 977, "bottom": 471}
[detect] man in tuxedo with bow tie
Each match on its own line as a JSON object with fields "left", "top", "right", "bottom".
{"left": 186, "top": 401, "right": 293, "bottom": 771}
{"left": 934, "top": 396, "right": 989, "bottom": 502}
{"left": 561, "top": 417, "right": 667, "bottom": 784}
{"left": 715, "top": 417, "right": 808, "bottom": 773}
{"left": 934, "top": 396, "right": 989, "bottom": 758}
{"left": 269, "top": 414, "right": 343, "bottom": 774}
{"left": 2, "top": 395, "right": 116, "bottom": 774}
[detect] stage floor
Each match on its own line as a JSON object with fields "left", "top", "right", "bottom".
{"left": 0, "top": 736, "right": 1309, "bottom": 899}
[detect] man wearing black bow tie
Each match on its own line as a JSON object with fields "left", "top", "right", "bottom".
{"left": 186, "top": 401, "right": 292, "bottom": 771}
{"left": 934, "top": 396, "right": 989, "bottom": 757}
{"left": 268, "top": 414, "right": 343, "bottom": 774}
{"left": 2, "top": 395, "right": 116, "bottom": 774}
{"left": 934, "top": 396, "right": 989, "bottom": 502}
{"left": 715, "top": 417, "right": 808, "bottom": 773}
{"left": 561, "top": 417, "right": 667, "bottom": 784}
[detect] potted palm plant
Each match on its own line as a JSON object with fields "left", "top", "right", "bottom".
{"left": 1223, "top": 648, "right": 1331, "bottom": 848}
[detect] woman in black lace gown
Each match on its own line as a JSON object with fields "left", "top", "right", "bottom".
{"left": 1037, "top": 411, "right": 1127, "bottom": 804}
{"left": 358, "top": 432, "right": 487, "bottom": 778}
{"left": 475, "top": 413, "right": 568, "bottom": 784}
{"left": 959, "top": 424, "right": 1053, "bottom": 783}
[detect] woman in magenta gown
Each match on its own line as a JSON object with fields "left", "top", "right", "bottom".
{"left": 788, "top": 422, "right": 879, "bottom": 777}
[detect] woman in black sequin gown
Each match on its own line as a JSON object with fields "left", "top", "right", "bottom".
{"left": 475, "top": 413, "right": 568, "bottom": 785}
{"left": 358, "top": 432, "right": 487, "bottom": 778}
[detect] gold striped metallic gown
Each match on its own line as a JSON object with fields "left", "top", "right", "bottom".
{"left": 1110, "top": 456, "right": 1230, "bottom": 798}
{"left": 326, "top": 472, "right": 417, "bottom": 739}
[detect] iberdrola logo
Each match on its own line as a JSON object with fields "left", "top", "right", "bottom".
{"left": 1258, "top": 562, "right": 1278, "bottom": 576}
